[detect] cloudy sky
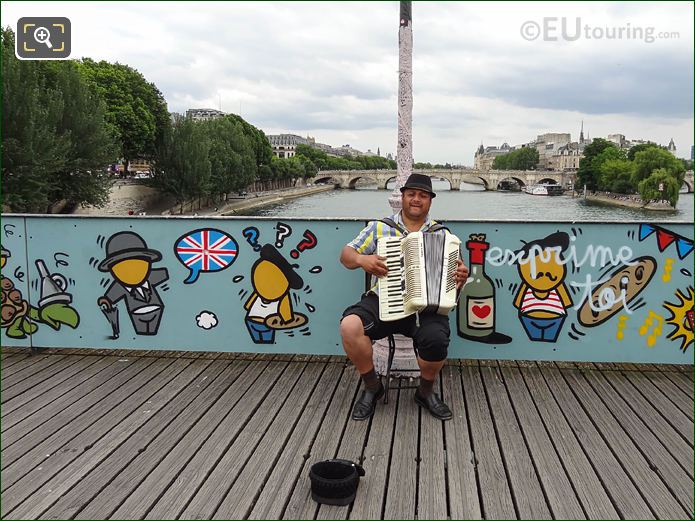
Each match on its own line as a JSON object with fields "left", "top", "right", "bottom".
{"left": 3, "top": 1, "right": 693, "bottom": 164}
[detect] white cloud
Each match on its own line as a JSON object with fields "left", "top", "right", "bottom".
{"left": 2, "top": 1, "right": 693, "bottom": 163}
{"left": 196, "top": 311, "right": 218, "bottom": 330}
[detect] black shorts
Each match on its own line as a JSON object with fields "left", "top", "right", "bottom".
{"left": 341, "top": 293, "right": 450, "bottom": 362}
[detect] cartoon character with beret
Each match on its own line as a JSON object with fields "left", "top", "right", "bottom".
{"left": 513, "top": 231, "right": 573, "bottom": 342}
{"left": 97, "top": 232, "right": 169, "bottom": 337}
{"left": 244, "top": 244, "right": 307, "bottom": 344}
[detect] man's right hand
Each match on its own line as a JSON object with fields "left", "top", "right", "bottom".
{"left": 358, "top": 254, "right": 389, "bottom": 278}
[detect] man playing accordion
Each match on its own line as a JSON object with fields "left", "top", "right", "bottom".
{"left": 339, "top": 174, "right": 469, "bottom": 421}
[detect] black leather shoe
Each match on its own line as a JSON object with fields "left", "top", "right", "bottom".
{"left": 351, "top": 383, "right": 385, "bottom": 421}
{"left": 414, "top": 391, "right": 453, "bottom": 421}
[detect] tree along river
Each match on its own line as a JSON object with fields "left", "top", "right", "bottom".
{"left": 244, "top": 179, "right": 694, "bottom": 222}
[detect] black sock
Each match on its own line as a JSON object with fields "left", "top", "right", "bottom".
{"left": 418, "top": 377, "right": 434, "bottom": 397}
{"left": 360, "top": 368, "right": 381, "bottom": 391}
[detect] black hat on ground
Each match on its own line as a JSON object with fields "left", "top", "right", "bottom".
{"left": 400, "top": 173, "right": 436, "bottom": 197}
{"left": 259, "top": 244, "right": 304, "bottom": 289}
{"left": 309, "top": 459, "right": 366, "bottom": 506}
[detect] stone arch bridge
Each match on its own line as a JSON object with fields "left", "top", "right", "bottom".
{"left": 315, "top": 169, "right": 694, "bottom": 193}
{"left": 315, "top": 169, "right": 575, "bottom": 191}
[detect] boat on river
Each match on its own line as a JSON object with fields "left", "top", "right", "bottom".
{"left": 524, "top": 183, "right": 565, "bottom": 196}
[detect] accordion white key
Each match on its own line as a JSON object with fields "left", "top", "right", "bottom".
{"left": 377, "top": 231, "right": 461, "bottom": 321}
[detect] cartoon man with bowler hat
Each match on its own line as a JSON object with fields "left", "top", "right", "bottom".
{"left": 244, "top": 244, "right": 307, "bottom": 344}
{"left": 97, "top": 231, "right": 169, "bottom": 337}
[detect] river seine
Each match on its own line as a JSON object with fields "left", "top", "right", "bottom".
{"left": 245, "top": 180, "right": 694, "bottom": 222}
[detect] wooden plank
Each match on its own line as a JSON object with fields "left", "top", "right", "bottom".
{"left": 348, "top": 374, "right": 399, "bottom": 521}
{"left": 3, "top": 358, "right": 204, "bottom": 520}
{"left": 0, "top": 358, "right": 189, "bottom": 514}
{"left": 1, "top": 353, "right": 48, "bottom": 376}
{"left": 246, "top": 363, "right": 345, "bottom": 520}
{"left": 143, "top": 360, "right": 292, "bottom": 519}
{"left": 315, "top": 377, "right": 371, "bottom": 521}
{"left": 417, "top": 375, "right": 447, "bottom": 520}
{"left": 580, "top": 369, "right": 694, "bottom": 513}
{"left": 213, "top": 363, "right": 329, "bottom": 519}
{"left": 621, "top": 370, "right": 693, "bottom": 445}
{"left": 0, "top": 353, "right": 31, "bottom": 369}
{"left": 500, "top": 366, "right": 586, "bottom": 519}
{"left": 606, "top": 370, "right": 693, "bottom": 458}
{"left": 461, "top": 365, "right": 516, "bottom": 519}
{"left": 102, "top": 360, "right": 263, "bottom": 520}
{"left": 662, "top": 371, "right": 694, "bottom": 399}
{"left": 481, "top": 365, "right": 552, "bottom": 519}
{"left": 1, "top": 356, "right": 122, "bottom": 432}
{"left": 541, "top": 367, "right": 655, "bottom": 519}
{"left": 441, "top": 365, "right": 481, "bottom": 520}
{"left": 2, "top": 354, "right": 159, "bottom": 456}
{"left": 1, "top": 356, "right": 163, "bottom": 475}
{"left": 1, "top": 355, "right": 88, "bottom": 403}
{"left": 1, "top": 356, "right": 102, "bottom": 415}
{"left": 521, "top": 367, "right": 620, "bottom": 519}
{"left": 178, "top": 361, "right": 307, "bottom": 519}
{"left": 281, "top": 367, "right": 360, "bottom": 520}
{"left": 44, "top": 360, "right": 237, "bottom": 520}
{"left": 641, "top": 371, "right": 694, "bottom": 421}
{"left": 559, "top": 369, "right": 688, "bottom": 518}
{"left": 0, "top": 354, "right": 66, "bottom": 387}
{"left": 381, "top": 380, "right": 418, "bottom": 520}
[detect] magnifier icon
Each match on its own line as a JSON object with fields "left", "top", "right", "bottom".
{"left": 33, "top": 26, "right": 53, "bottom": 49}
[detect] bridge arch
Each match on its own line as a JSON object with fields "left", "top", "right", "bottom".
{"left": 314, "top": 175, "right": 340, "bottom": 186}
{"left": 538, "top": 177, "right": 560, "bottom": 185}
{"left": 496, "top": 176, "right": 526, "bottom": 190}
{"left": 346, "top": 174, "right": 379, "bottom": 189}
{"left": 681, "top": 179, "right": 693, "bottom": 193}
{"left": 460, "top": 176, "right": 490, "bottom": 191}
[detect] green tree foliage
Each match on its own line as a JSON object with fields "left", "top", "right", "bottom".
{"left": 152, "top": 115, "right": 210, "bottom": 206}
{"left": 632, "top": 146, "right": 685, "bottom": 186}
{"left": 638, "top": 168, "right": 681, "bottom": 207}
{"left": 2, "top": 28, "right": 118, "bottom": 212}
{"left": 77, "top": 58, "right": 170, "bottom": 168}
{"left": 576, "top": 138, "right": 616, "bottom": 190}
{"left": 626, "top": 142, "right": 665, "bottom": 161}
{"left": 293, "top": 144, "right": 396, "bottom": 175}
{"left": 599, "top": 159, "right": 634, "bottom": 193}
{"left": 151, "top": 113, "right": 268, "bottom": 203}
{"left": 492, "top": 147, "right": 539, "bottom": 170}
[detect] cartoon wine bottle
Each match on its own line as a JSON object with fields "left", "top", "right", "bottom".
{"left": 458, "top": 233, "right": 495, "bottom": 338}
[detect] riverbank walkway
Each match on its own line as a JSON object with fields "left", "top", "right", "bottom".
{"left": 1, "top": 347, "right": 692, "bottom": 519}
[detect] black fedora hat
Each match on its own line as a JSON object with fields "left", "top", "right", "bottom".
{"left": 400, "top": 173, "right": 436, "bottom": 197}
{"left": 98, "top": 232, "right": 162, "bottom": 272}
{"left": 259, "top": 244, "right": 304, "bottom": 289}
{"left": 309, "top": 459, "right": 365, "bottom": 506}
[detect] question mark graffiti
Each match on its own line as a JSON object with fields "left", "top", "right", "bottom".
{"left": 291, "top": 230, "right": 318, "bottom": 259}
{"left": 275, "top": 222, "right": 292, "bottom": 248}
{"left": 242, "top": 227, "right": 261, "bottom": 252}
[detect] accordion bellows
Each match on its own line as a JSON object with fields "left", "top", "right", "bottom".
{"left": 377, "top": 231, "right": 461, "bottom": 321}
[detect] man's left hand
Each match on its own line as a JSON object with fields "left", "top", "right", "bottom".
{"left": 455, "top": 259, "right": 469, "bottom": 290}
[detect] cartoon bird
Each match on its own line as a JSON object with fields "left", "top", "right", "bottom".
{"left": 513, "top": 232, "right": 573, "bottom": 342}
{"left": 244, "top": 244, "right": 307, "bottom": 344}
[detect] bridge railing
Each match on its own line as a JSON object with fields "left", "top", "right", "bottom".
{"left": 2, "top": 214, "right": 692, "bottom": 364}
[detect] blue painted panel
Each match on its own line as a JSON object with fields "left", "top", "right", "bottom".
{"left": 7, "top": 215, "right": 694, "bottom": 364}
{"left": 23, "top": 216, "right": 364, "bottom": 354}
{"left": 1, "top": 217, "right": 32, "bottom": 347}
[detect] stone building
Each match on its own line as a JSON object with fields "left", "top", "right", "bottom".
{"left": 474, "top": 142, "right": 513, "bottom": 171}
{"left": 185, "top": 108, "right": 226, "bottom": 121}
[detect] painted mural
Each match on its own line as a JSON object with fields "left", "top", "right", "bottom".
{"left": 2, "top": 243, "right": 79, "bottom": 339}
{"left": 2, "top": 215, "right": 692, "bottom": 364}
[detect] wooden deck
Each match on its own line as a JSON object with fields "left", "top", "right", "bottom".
{"left": 1, "top": 348, "right": 692, "bottom": 520}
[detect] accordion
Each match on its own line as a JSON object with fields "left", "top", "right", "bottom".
{"left": 377, "top": 231, "right": 461, "bottom": 321}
